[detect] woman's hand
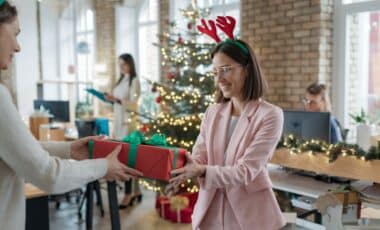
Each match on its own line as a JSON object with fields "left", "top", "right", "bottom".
{"left": 104, "top": 92, "right": 121, "bottom": 104}
{"left": 165, "top": 152, "right": 206, "bottom": 196}
{"left": 104, "top": 145, "right": 143, "bottom": 181}
{"left": 70, "top": 136, "right": 105, "bottom": 160}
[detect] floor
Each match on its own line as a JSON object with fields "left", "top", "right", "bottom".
{"left": 48, "top": 183, "right": 380, "bottom": 230}
{"left": 49, "top": 184, "right": 191, "bottom": 230}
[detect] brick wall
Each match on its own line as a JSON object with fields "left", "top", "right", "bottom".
{"left": 241, "top": 0, "right": 334, "bottom": 109}
{"left": 94, "top": 0, "right": 122, "bottom": 115}
{"left": 94, "top": 0, "right": 122, "bottom": 88}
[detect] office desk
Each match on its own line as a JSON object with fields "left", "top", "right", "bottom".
{"left": 25, "top": 183, "right": 49, "bottom": 230}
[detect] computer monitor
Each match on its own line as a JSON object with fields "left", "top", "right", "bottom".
{"left": 283, "top": 110, "right": 331, "bottom": 143}
{"left": 33, "top": 100, "right": 70, "bottom": 122}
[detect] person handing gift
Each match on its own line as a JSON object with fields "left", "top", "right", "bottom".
{"left": 166, "top": 16, "right": 286, "bottom": 230}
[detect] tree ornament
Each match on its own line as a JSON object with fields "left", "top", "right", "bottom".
{"left": 167, "top": 72, "right": 176, "bottom": 80}
{"left": 177, "top": 36, "right": 184, "bottom": 44}
{"left": 156, "top": 96, "right": 162, "bottom": 103}
{"left": 187, "top": 22, "right": 193, "bottom": 30}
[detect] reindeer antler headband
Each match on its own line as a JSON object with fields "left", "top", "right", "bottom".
{"left": 197, "top": 16, "right": 249, "bottom": 54}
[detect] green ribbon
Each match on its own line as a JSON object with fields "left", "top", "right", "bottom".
{"left": 88, "top": 139, "right": 94, "bottom": 159}
{"left": 122, "top": 131, "right": 179, "bottom": 169}
{"left": 0, "top": 0, "right": 5, "bottom": 7}
{"left": 88, "top": 131, "right": 179, "bottom": 169}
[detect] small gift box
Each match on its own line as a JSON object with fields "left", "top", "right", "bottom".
{"left": 168, "top": 207, "right": 192, "bottom": 223}
{"left": 159, "top": 198, "right": 172, "bottom": 219}
{"left": 169, "top": 195, "right": 191, "bottom": 223}
{"left": 88, "top": 131, "right": 186, "bottom": 181}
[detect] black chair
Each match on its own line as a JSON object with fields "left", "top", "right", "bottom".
{"left": 335, "top": 119, "right": 349, "bottom": 143}
{"left": 75, "top": 119, "right": 97, "bottom": 138}
{"left": 75, "top": 119, "right": 106, "bottom": 226}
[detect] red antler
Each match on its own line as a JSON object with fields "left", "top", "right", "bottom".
{"left": 197, "top": 19, "right": 221, "bottom": 43}
{"left": 216, "top": 16, "right": 236, "bottom": 40}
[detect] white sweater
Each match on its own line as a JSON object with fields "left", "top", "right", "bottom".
{"left": 0, "top": 84, "right": 108, "bottom": 230}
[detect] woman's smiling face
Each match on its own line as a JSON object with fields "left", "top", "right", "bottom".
{"left": 212, "top": 52, "right": 246, "bottom": 101}
{"left": 0, "top": 17, "right": 20, "bottom": 70}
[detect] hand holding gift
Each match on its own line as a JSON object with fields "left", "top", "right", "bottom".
{"left": 88, "top": 131, "right": 186, "bottom": 181}
{"left": 165, "top": 152, "right": 205, "bottom": 196}
{"left": 104, "top": 145, "right": 143, "bottom": 181}
{"left": 70, "top": 135, "right": 106, "bottom": 160}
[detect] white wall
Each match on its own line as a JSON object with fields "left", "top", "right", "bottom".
{"left": 115, "top": 6, "right": 138, "bottom": 71}
{"left": 40, "top": 3, "right": 61, "bottom": 99}
{"left": 13, "top": 0, "right": 39, "bottom": 120}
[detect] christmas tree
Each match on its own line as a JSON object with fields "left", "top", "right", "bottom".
{"left": 147, "top": 1, "right": 215, "bottom": 151}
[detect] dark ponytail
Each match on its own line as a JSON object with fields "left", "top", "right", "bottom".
{"left": 0, "top": 1, "right": 17, "bottom": 24}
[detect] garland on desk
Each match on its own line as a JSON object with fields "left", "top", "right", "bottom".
{"left": 277, "top": 134, "right": 380, "bottom": 163}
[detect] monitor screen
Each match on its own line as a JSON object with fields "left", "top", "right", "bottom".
{"left": 33, "top": 100, "right": 70, "bottom": 122}
{"left": 283, "top": 110, "right": 331, "bottom": 143}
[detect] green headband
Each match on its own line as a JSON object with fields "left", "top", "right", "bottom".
{"left": 0, "top": 0, "right": 5, "bottom": 6}
{"left": 221, "top": 39, "right": 249, "bottom": 55}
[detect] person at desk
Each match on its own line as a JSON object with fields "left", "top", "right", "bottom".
{"left": 0, "top": 2, "right": 142, "bottom": 229}
{"left": 166, "top": 17, "right": 286, "bottom": 230}
{"left": 303, "top": 82, "right": 343, "bottom": 144}
{"left": 104, "top": 53, "right": 142, "bottom": 209}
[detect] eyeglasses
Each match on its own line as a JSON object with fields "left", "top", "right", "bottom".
{"left": 302, "top": 97, "right": 321, "bottom": 105}
{"left": 211, "top": 65, "right": 241, "bottom": 78}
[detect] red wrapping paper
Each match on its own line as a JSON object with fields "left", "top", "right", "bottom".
{"left": 90, "top": 139, "right": 186, "bottom": 181}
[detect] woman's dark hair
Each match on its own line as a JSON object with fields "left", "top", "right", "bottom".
{"left": 116, "top": 53, "right": 137, "bottom": 86}
{"left": 211, "top": 39, "right": 267, "bottom": 103}
{"left": 306, "top": 82, "right": 326, "bottom": 95}
{"left": 306, "top": 82, "right": 331, "bottom": 112}
{"left": 0, "top": 1, "right": 17, "bottom": 24}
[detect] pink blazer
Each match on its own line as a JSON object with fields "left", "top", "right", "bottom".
{"left": 191, "top": 99, "right": 286, "bottom": 230}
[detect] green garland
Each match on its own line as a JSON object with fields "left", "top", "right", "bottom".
{"left": 277, "top": 134, "right": 380, "bottom": 163}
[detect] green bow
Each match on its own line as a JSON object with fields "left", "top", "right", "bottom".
{"left": 0, "top": 0, "right": 5, "bottom": 6}
{"left": 122, "top": 131, "right": 178, "bottom": 169}
{"left": 88, "top": 131, "right": 179, "bottom": 170}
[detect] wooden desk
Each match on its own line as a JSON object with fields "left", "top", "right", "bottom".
{"left": 270, "top": 148, "right": 380, "bottom": 183}
{"left": 25, "top": 184, "right": 49, "bottom": 230}
{"left": 39, "top": 125, "right": 65, "bottom": 141}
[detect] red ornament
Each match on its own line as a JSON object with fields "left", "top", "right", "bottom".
{"left": 156, "top": 96, "right": 162, "bottom": 103}
{"left": 177, "top": 36, "right": 184, "bottom": 44}
{"left": 167, "top": 72, "right": 176, "bottom": 80}
{"left": 187, "top": 22, "right": 193, "bottom": 30}
{"left": 140, "top": 124, "right": 149, "bottom": 133}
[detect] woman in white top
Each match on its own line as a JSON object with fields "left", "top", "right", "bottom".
{"left": 105, "top": 53, "right": 142, "bottom": 209}
{"left": 105, "top": 53, "right": 141, "bottom": 139}
{"left": 0, "top": 2, "right": 142, "bottom": 229}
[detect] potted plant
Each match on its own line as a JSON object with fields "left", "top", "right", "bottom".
{"left": 350, "top": 109, "right": 372, "bottom": 151}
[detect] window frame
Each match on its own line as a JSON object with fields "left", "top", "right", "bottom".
{"left": 332, "top": 0, "right": 380, "bottom": 126}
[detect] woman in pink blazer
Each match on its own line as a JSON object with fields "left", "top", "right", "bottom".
{"left": 166, "top": 38, "right": 286, "bottom": 230}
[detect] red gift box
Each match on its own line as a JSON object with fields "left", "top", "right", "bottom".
{"left": 158, "top": 198, "right": 172, "bottom": 219}
{"left": 88, "top": 139, "right": 186, "bottom": 181}
{"left": 155, "top": 192, "right": 198, "bottom": 223}
{"left": 169, "top": 207, "right": 192, "bottom": 223}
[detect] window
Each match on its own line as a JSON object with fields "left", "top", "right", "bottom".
{"left": 138, "top": 0, "right": 159, "bottom": 83}
{"left": 55, "top": 0, "right": 95, "bottom": 102}
{"left": 333, "top": 0, "right": 380, "bottom": 141}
